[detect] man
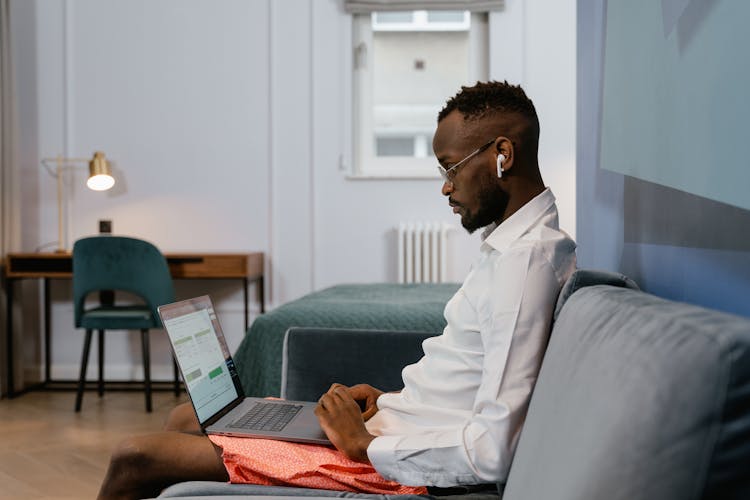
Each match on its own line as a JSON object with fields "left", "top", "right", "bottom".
{"left": 98, "top": 81, "right": 576, "bottom": 499}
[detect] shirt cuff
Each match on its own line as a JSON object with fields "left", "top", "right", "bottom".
{"left": 366, "top": 435, "right": 403, "bottom": 482}
{"left": 367, "top": 434, "right": 473, "bottom": 487}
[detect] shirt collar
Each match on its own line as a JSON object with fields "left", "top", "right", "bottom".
{"left": 481, "top": 188, "right": 557, "bottom": 253}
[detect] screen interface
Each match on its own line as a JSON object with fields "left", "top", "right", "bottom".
{"left": 162, "top": 300, "right": 238, "bottom": 423}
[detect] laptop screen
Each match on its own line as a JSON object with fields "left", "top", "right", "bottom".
{"left": 159, "top": 296, "right": 242, "bottom": 425}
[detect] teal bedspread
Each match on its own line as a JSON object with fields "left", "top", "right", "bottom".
{"left": 234, "top": 283, "right": 459, "bottom": 397}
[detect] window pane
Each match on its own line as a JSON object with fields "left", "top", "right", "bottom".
{"left": 426, "top": 11, "right": 466, "bottom": 23}
{"left": 372, "top": 14, "right": 470, "bottom": 158}
{"left": 376, "top": 137, "right": 415, "bottom": 156}
{"left": 374, "top": 11, "right": 413, "bottom": 24}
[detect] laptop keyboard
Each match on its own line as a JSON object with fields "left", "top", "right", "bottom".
{"left": 229, "top": 402, "right": 303, "bottom": 432}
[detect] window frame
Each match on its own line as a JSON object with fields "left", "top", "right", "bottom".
{"left": 372, "top": 10, "right": 471, "bottom": 31}
{"left": 350, "top": 11, "right": 489, "bottom": 179}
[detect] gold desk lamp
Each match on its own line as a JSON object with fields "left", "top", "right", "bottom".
{"left": 41, "top": 151, "right": 116, "bottom": 253}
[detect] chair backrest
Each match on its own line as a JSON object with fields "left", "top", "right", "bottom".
{"left": 72, "top": 236, "right": 175, "bottom": 327}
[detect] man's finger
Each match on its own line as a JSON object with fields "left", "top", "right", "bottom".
{"left": 334, "top": 385, "right": 350, "bottom": 397}
{"left": 327, "top": 382, "right": 346, "bottom": 394}
{"left": 361, "top": 407, "right": 377, "bottom": 421}
{"left": 348, "top": 384, "right": 371, "bottom": 398}
{"left": 317, "top": 393, "right": 332, "bottom": 410}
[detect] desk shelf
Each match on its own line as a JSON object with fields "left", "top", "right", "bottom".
{"left": 6, "top": 253, "right": 73, "bottom": 277}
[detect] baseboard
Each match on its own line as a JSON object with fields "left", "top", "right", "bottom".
{"left": 24, "top": 363, "right": 180, "bottom": 383}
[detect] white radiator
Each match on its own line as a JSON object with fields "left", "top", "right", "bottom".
{"left": 397, "top": 222, "right": 452, "bottom": 283}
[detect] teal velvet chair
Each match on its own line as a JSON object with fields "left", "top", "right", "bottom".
{"left": 72, "top": 236, "right": 177, "bottom": 412}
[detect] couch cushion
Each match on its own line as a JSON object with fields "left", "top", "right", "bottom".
{"left": 156, "top": 481, "right": 498, "bottom": 499}
{"left": 504, "top": 286, "right": 750, "bottom": 500}
{"left": 157, "top": 481, "right": 420, "bottom": 498}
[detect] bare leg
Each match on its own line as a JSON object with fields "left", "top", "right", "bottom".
{"left": 97, "top": 431, "right": 228, "bottom": 500}
{"left": 163, "top": 402, "right": 200, "bottom": 432}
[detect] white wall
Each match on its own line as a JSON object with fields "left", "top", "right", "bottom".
{"left": 490, "top": 0, "right": 577, "bottom": 238}
{"left": 576, "top": 0, "right": 750, "bottom": 318}
{"left": 9, "top": 0, "right": 575, "bottom": 385}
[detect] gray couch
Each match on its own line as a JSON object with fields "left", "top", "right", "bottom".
{"left": 157, "top": 270, "right": 750, "bottom": 499}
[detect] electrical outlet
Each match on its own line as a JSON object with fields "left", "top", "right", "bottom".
{"left": 99, "top": 219, "right": 112, "bottom": 234}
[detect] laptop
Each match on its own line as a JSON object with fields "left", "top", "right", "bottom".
{"left": 158, "top": 295, "right": 331, "bottom": 445}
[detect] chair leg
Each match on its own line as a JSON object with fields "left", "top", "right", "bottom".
{"left": 98, "top": 329, "right": 105, "bottom": 397}
{"left": 75, "top": 329, "right": 94, "bottom": 412}
{"left": 141, "top": 329, "right": 152, "bottom": 412}
{"left": 173, "top": 357, "right": 181, "bottom": 396}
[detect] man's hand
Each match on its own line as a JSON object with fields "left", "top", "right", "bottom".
{"left": 347, "top": 383, "right": 384, "bottom": 421}
{"left": 315, "top": 384, "right": 377, "bottom": 462}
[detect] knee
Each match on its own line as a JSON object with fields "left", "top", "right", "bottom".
{"left": 109, "top": 435, "right": 154, "bottom": 477}
{"left": 163, "top": 402, "right": 199, "bottom": 432}
{"left": 99, "top": 436, "right": 159, "bottom": 499}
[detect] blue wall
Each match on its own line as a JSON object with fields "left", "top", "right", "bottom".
{"left": 576, "top": 0, "right": 750, "bottom": 318}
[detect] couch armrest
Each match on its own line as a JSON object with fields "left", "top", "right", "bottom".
{"left": 280, "top": 327, "right": 438, "bottom": 401}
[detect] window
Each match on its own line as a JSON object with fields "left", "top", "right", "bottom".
{"left": 352, "top": 10, "right": 488, "bottom": 178}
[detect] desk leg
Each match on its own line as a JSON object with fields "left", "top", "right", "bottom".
{"left": 259, "top": 276, "right": 265, "bottom": 314}
{"left": 5, "top": 278, "right": 14, "bottom": 398}
{"left": 243, "top": 278, "right": 249, "bottom": 332}
{"left": 44, "top": 278, "right": 51, "bottom": 384}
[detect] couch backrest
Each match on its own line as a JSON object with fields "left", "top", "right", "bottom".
{"left": 552, "top": 269, "right": 639, "bottom": 321}
{"left": 503, "top": 286, "right": 750, "bottom": 500}
{"left": 281, "top": 327, "right": 436, "bottom": 401}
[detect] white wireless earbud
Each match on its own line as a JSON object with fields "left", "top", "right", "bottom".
{"left": 496, "top": 154, "right": 506, "bottom": 178}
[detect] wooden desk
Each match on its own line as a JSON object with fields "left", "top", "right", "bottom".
{"left": 3, "top": 252, "right": 264, "bottom": 398}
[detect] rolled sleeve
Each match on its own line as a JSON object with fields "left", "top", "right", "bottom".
{"left": 367, "top": 432, "right": 478, "bottom": 487}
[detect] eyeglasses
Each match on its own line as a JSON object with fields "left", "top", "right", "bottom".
{"left": 437, "top": 139, "right": 496, "bottom": 185}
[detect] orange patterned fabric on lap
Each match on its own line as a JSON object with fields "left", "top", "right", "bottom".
{"left": 208, "top": 435, "right": 427, "bottom": 495}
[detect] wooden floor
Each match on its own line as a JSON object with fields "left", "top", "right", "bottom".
{"left": 0, "top": 390, "right": 187, "bottom": 500}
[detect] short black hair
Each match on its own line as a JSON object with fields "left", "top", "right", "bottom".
{"left": 438, "top": 80, "right": 538, "bottom": 126}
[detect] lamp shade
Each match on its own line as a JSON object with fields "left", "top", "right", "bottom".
{"left": 87, "top": 151, "right": 115, "bottom": 191}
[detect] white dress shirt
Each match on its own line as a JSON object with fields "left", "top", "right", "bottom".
{"left": 365, "top": 188, "right": 577, "bottom": 487}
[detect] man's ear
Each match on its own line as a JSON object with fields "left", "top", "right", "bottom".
{"left": 495, "top": 137, "right": 513, "bottom": 174}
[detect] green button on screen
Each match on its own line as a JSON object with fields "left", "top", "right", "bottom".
{"left": 209, "top": 366, "right": 224, "bottom": 379}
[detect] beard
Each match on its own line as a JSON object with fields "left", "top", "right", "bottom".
{"left": 460, "top": 181, "right": 509, "bottom": 234}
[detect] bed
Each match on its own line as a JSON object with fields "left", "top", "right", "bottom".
{"left": 233, "top": 283, "right": 459, "bottom": 397}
